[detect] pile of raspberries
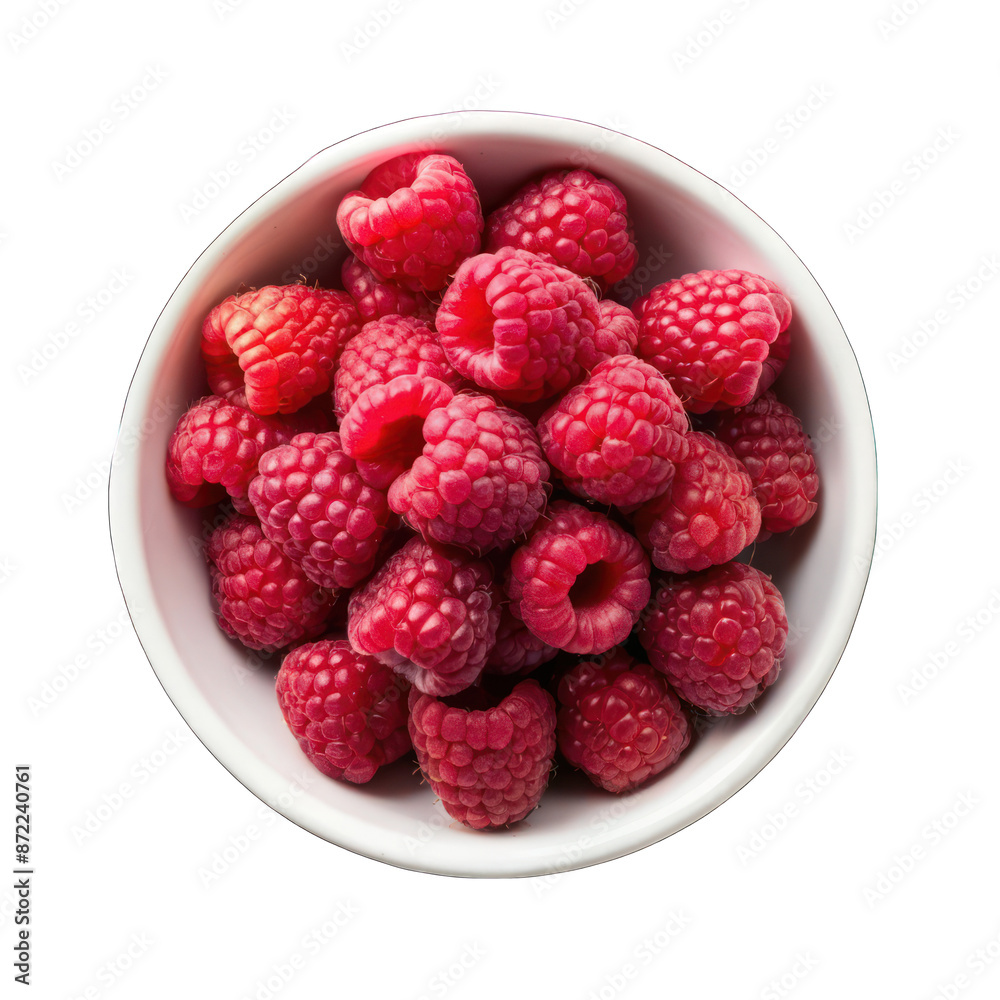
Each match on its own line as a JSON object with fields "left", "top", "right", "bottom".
{"left": 165, "top": 151, "right": 819, "bottom": 830}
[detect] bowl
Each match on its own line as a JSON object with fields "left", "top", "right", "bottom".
{"left": 108, "top": 111, "right": 877, "bottom": 878}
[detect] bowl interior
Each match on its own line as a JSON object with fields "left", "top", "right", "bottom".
{"left": 109, "top": 112, "right": 876, "bottom": 878}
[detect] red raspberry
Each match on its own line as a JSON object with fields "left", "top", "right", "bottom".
{"left": 166, "top": 395, "right": 281, "bottom": 513}
{"left": 436, "top": 247, "right": 601, "bottom": 403}
{"left": 632, "top": 431, "right": 761, "bottom": 573}
{"left": 484, "top": 168, "right": 638, "bottom": 288}
{"left": 582, "top": 299, "right": 640, "bottom": 368}
{"left": 336, "top": 152, "right": 483, "bottom": 293}
{"left": 205, "top": 513, "right": 334, "bottom": 651}
{"left": 333, "top": 315, "right": 462, "bottom": 420}
{"left": 638, "top": 561, "right": 788, "bottom": 715}
{"left": 632, "top": 269, "right": 784, "bottom": 412}
{"left": 247, "top": 431, "right": 397, "bottom": 591}
{"left": 276, "top": 639, "right": 411, "bottom": 784}
{"left": 506, "top": 501, "right": 651, "bottom": 656}
{"left": 201, "top": 284, "right": 360, "bottom": 415}
{"left": 484, "top": 606, "right": 558, "bottom": 677}
{"left": 339, "top": 375, "right": 455, "bottom": 490}
{"left": 408, "top": 679, "right": 557, "bottom": 829}
{"left": 753, "top": 278, "right": 793, "bottom": 399}
{"left": 538, "top": 355, "right": 690, "bottom": 508}
{"left": 388, "top": 393, "right": 549, "bottom": 554}
{"left": 347, "top": 535, "right": 500, "bottom": 696}
{"left": 713, "top": 391, "right": 819, "bottom": 535}
{"left": 340, "top": 255, "right": 436, "bottom": 323}
{"left": 556, "top": 647, "right": 690, "bottom": 793}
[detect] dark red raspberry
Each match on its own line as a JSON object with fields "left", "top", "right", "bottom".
{"left": 336, "top": 152, "right": 483, "bottom": 293}
{"left": 713, "top": 391, "right": 819, "bottom": 535}
{"left": 276, "top": 639, "right": 410, "bottom": 784}
{"left": 632, "top": 269, "right": 784, "bottom": 412}
{"left": 538, "top": 355, "right": 690, "bottom": 508}
{"left": 347, "top": 535, "right": 500, "bottom": 696}
{"left": 484, "top": 168, "right": 638, "bottom": 288}
{"left": 506, "top": 501, "right": 651, "bottom": 656}
{"left": 388, "top": 392, "right": 549, "bottom": 554}
{"left": 340, "top": 255, "right": 436, "bottom": 323}
{"left": 248, "top": 431, "right": 397, "bottom": 591}
{"left": 205, "top": 513, "right": 334, "bottom": 651}
{"left": 201, "top": 284, "right": 360, "bottom": 415}
{"left": 579, "top": 299, "right": 640, "bottom": 369}
{"left": 638, "top": 561, "right": 788, "bottom": 715}
{"left": 333, "top": 315, "right": 463, "bottom": 420}
{"left": 556, "top": 647, "right": 690, "bottom": 793}
{"left": 484, "top": 606, "right": 558, "bottom": 677}
{"left": 166, "top": 395, "right": 280, "bottom": 513}
{"left": 339, "top": 375, "right": 455, "bottom": 490}
{"left": 436, "top": 246, "right": 601, "bottom": 403}
{"left": 632, "top": 431, "right": 761, "bottom": 573}
{"left": 408, "top": 679, "right": 556, "bottom": 829}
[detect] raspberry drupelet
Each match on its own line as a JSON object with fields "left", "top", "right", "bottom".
{"left": 340, "top": 255, "right": 436, "bottom": 324}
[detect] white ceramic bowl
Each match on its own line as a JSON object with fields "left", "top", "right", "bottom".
{"left": 109, "top": 111, "right": 876, "bottom": 878}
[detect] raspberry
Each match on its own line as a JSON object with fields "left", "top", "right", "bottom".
{"left": 201, "top": 284, "right": 360, "bottom": 415}
{"left": 336, "top": 152, "right": 483, "bottom": 292}
{"left": 638, "top": 561, "right": 788, "bottom": 715}
{"left": 484, "top": 606, "right": 558, "bottom": 677}
{"left": 333, "top": 315, "right": 462, "bottom": 420}
{"left": 276, "top": 639, "right": 410, "bottom": 784}
{"left": 205, "top": 513, "right": 334, "bottom": 651}
{"left": 248, "top": 431, "right": 397, "bottom": 591}
{"left": 580, "top": 299, "right": 640, "bottom": 369}
{"left": 340, "top": 255, "right": 436, "bottom": 323}
{"left": 538, "top": 355, "right": 690, "bottom": 508}
{"left": 347, "top": 535, "right": 500, "bottom": 696}
{"left": 388, "top": 392, "right": 550, "bottom": 554}
{"left": 436, "top": 247, "right": 600, "bottom": 403}
{"left": 339, "top": 375, "right": 455, "bottom": 490}
{"left": 506, "top": 501, "right": 651, "bottom": 656}
{"left": 166, "top": 395, "right": 281, "bottom": 513}
{"left": 632, "top": 431, "right": 761, "bottom": 573}
{"left": 632, "top": 269, "right": 784, "bottom": 412}
{"left": 713, "top": 391, "right": 819, "bottom": 535}
{"left": 754, "top": 278, "right": 793, "bottom": 399}
{"left": 484, "top": 168, "right": 638, "bottom": 288}
{"left": 556, "top": 647, "right": 690, "bottom": 792}
{"left": 408, "top": 679, "right": 556, "bottom": 829}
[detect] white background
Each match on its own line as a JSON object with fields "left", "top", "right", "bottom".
{"left": 6, "top": 0, "right": 1000, "bottom": 996}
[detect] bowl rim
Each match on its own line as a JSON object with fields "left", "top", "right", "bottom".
{"left": 108, "top": 109, "right": 877, "bottom": 878}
